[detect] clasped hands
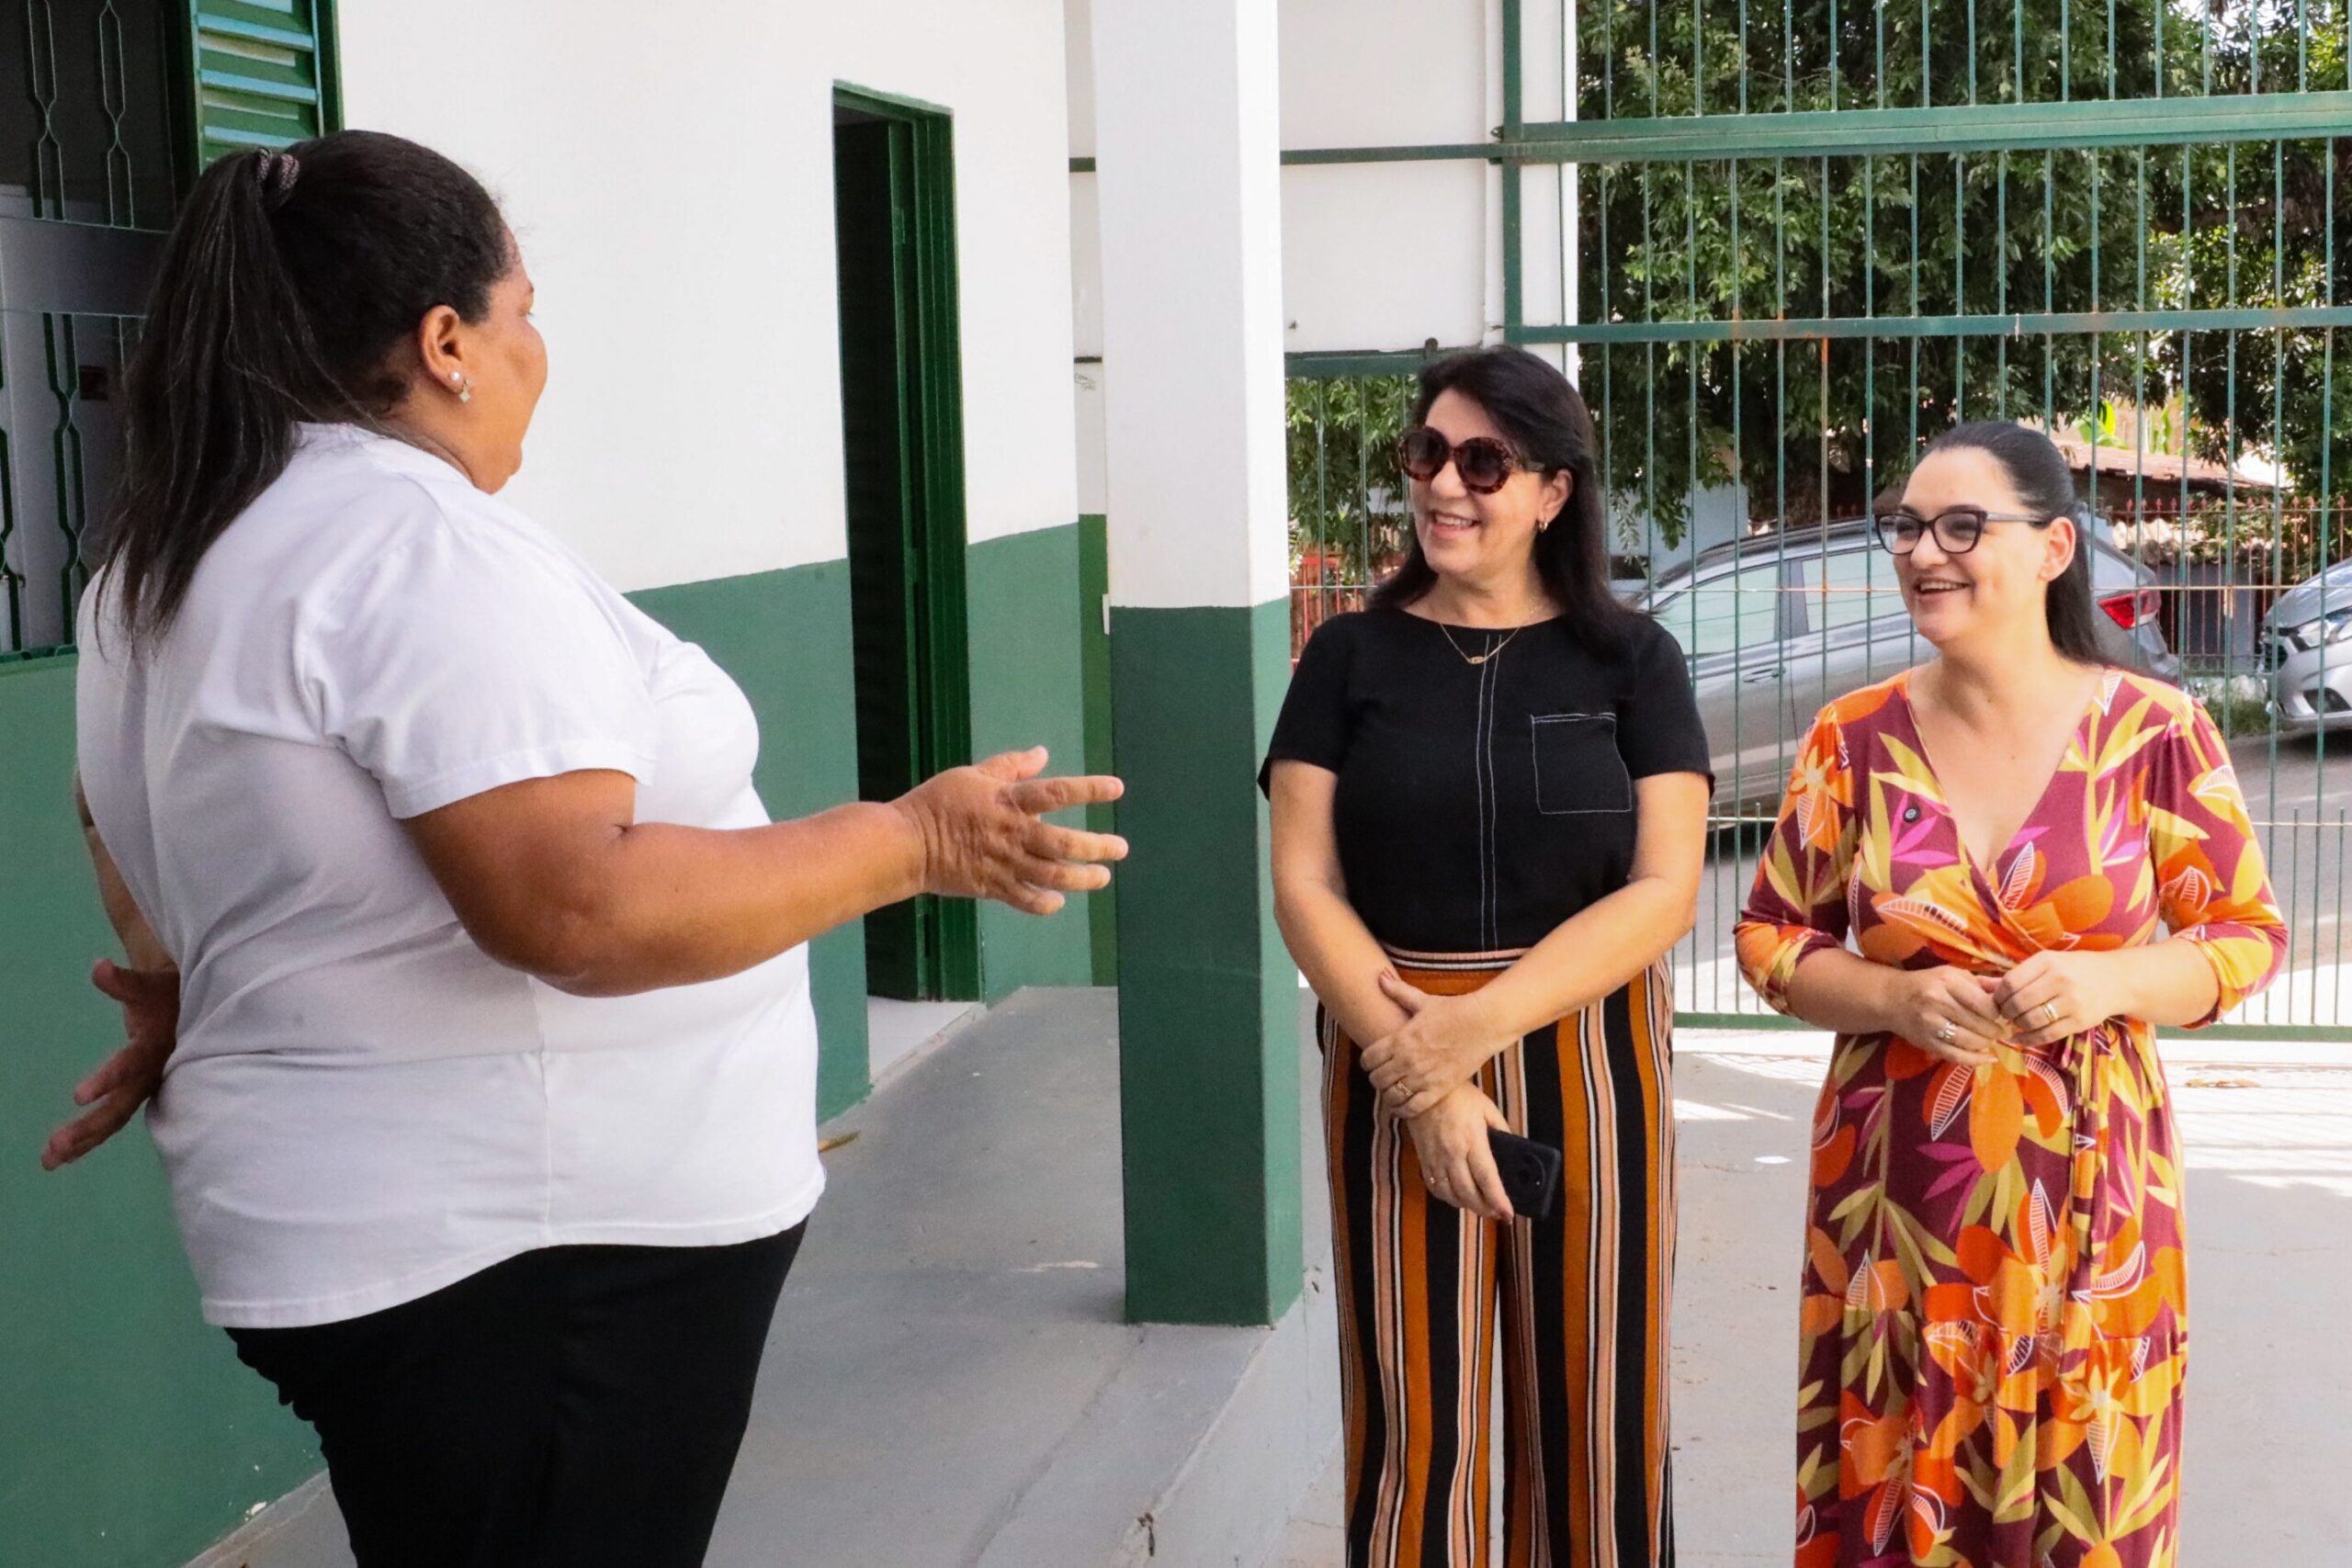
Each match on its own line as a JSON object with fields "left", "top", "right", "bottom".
{"left": 1360, "top": 971, "right": 1520, "bottom": 1222}
{"left": 1894, "top": 950, "right": 2131, "bottom": 1066}
{"left": 1360, "top": 969, "right": 1509, "bottom": 1120}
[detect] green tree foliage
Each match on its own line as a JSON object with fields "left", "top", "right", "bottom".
{"left": 1575, "top": 0, "right": 2351, "bottom": 547}
{"left": 1285, "top": 374, "right": 1417, "bottom": 584}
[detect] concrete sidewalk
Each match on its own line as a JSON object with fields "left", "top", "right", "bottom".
{"left": 194, "top": 1003, "right": 2351, "bottom": 1568}
{"left": 1274, "top": 1030, "right": 2352, "bottom": 1567}
{"left": 197, "top": 988, "right": 1340, "bottom": 1568}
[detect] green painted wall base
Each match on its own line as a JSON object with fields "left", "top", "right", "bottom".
{"left": 1078, "top": 516, "right": 1117, "bottom": 987}
{"left": 0, "top": 655, "right": 321, "bottom": 1568}
{"left": 647, "top": 532, "right": 1108, "bottom": 1075}
{"left": 1109, "top": 599, "right": 1304, "bottom": 1326}
{"left": 631, "top": 565, "right": 870, "bottom": 1117}
{"left": 965, "top": 524, "right": 1102, "bottom": 1000}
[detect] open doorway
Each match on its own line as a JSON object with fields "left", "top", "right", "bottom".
{"left": 831, "top": 86, "right": 978, "bottom": 1010}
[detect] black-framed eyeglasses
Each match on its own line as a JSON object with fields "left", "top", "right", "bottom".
{"left": 1397, "top": 425, "right": 1526, "bottom": 495}
{"left": 1872, "top": 506, "right": 2053, "bottom": 556}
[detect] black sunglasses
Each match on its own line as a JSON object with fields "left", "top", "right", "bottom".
{"left": 1873, "top": 505, "right": 2054, "bottom": 556}
{"left": 1397, "top": 426, "right": 1525, "bottom": 496}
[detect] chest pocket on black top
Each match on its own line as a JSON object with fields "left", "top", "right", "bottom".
{"left": 1530, "top": 713, "right": 1634, "bottom": 815}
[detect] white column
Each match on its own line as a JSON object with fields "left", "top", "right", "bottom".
{"left": 1090, "top": 0, "right": 1301, "bottom": 1326}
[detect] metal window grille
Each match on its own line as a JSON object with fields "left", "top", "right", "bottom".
{"left": 0, "top": 0, "right": 337, "bottom": 661}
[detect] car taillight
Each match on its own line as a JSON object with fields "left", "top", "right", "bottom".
{"left": 2099, "top": 588, "right": 2163, "bottom": 630}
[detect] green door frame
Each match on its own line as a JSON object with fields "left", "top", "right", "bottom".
{"left": 833, "top": 83, "right": 980, "bottom": 1002}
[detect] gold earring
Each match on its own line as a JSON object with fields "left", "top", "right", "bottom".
{"left": 451, "top": 371, "right": 471, "bottom": 404}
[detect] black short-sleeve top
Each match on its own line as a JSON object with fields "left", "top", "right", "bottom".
{"left": 1261, "top": 607, "right": 1713, "bottom": 954}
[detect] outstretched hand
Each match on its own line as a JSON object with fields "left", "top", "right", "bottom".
{"left": 896, "top": 748, "right": 1128, "bottom": 916}
{"left": 42, "top": 960, "right": 179, "bottom": 1171}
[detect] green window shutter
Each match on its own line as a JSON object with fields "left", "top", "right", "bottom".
{"left": 185, "top": 0, "right": 342, "bottom": 169}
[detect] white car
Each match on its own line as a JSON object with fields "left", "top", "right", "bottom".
{"left": 2263, "top": 562, "right": 2352, "bottom": 735}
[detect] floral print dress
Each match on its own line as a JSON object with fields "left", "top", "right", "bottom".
{"left": 1735, "top": 669, "right": 2287, "bottom": 1568}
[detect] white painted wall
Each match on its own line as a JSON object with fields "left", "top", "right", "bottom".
{"left": 339, "top": 0, "right": 1079, "bottom": 593}
{"left": 1068, "top": 0, "right": 1581, "bottom": 369}
{"left": 1276, "top": 0, "right": 1490, "bottom": 149}
{"left": 1274, "top": 0, "right": 1497, "bottom": 355}
{"left": 1624, "top": 482, "right": 1753, "bottom": 562}
{"left": 1280, "top": 162, "right": 1492, "bottom": 352}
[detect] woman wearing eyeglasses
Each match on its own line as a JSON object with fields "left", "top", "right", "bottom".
{"left": 1263, "top": 347, "right": 1712, "bottom": 1568}
{"left": 1736, "top": 422, "right": 2286, "bottom": 1568}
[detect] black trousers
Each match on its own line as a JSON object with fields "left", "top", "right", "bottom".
{"left": 229, "top": 1225, "right": 806, "bottom": 1568}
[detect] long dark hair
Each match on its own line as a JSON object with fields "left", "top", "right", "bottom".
{"left": 1918, "top": 421, "right": 2107, "bottom": 665}
{"left": 1372, "top": 345, "right": 1640, "bottom": 657}
{"left": 99, "top": 130, "right": 510, "bottom": 643}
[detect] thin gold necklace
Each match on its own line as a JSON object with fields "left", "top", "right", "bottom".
{"left": 1436, "top": 620, "right": 1529, "bottom": 667}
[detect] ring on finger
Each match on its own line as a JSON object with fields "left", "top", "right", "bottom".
{"left": 2037, "top": 1000, "right": 2060, "bottom": 1028}
{"left": 1934, "top": 1020, "right": 1958, "bottom": 1045}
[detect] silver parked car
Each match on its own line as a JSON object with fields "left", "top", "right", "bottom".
{"left": 1636, "top": 519, "right": 2186, "bottom": 812}
{"left": 2261, "top": 562, "right": 2352, "bottom": 736}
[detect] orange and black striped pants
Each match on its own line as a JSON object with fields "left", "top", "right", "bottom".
{"left": 1321, "top": 952, "right": 1677, "bottom": 1568}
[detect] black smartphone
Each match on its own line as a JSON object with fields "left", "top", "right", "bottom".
{"left": 1486, "top": 1129, "right": 1563, "bottom": 1221}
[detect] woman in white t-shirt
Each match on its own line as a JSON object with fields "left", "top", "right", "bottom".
{"left": 46, "top": 130, "right": 1125, "bottom": 1568}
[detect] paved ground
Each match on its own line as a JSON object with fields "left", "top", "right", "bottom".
{"left": 1680, "top": 733, "right": 2348, "bottom": 1030}
{"left": 1268, "top": 1029, "right": 2352, "bottom": 1567}
{"left": 197, "top": 990, "right": 1340, "bottom": 1568}
{"left": 189, "top": 987, "right": 2351, "bottom": 1568}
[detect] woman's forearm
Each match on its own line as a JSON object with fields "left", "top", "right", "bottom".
{"left": 1781, "top": 947, "right": 1905, "bottom": 1036}
{"left": 408, "top": 755, "right": 1120, "bottom": 998}
{"left": 1469, "top": 874, "right": 1697, "bottom": 1043}
{"left": 1274, "top": 879, "right": 1411, "bottom": 1048}
{"left": 479, "top": 802, "right": 928, "bottom": 998}
{"left": 2104, "top": 941, "right": 2224, "bottom": 1029}
{"left": 1266, "top": 761, "right": 1410, "bottom": 1047}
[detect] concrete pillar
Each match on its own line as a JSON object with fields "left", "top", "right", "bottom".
{"left": 1090, "top": 0, "right": 1301, "bottom": 1326}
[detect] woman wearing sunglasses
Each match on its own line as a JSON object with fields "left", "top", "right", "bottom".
{"left": 1736, "top": 423, "right": 2286, "bottom": 1567}
{"left": 1262, "top": 346, "right": 1711, "bottom": 1567}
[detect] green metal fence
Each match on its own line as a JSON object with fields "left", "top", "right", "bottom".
{"left": 1287, "top": 0, "right": 2352, "bottom": 1036}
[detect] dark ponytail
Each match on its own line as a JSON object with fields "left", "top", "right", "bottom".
{"left": 1919, "top": 421, "right": 2109, "bottom": 665}
{"left": 1373, "top": 345, "right": 1640, "bottom": 658}
{"left": 101, "top": 130, "right": 510, "bottom": 643}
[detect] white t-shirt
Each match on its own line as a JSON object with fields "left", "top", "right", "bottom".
{"left": 74, "top": 424, "right": 824, "bottom": 1328}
